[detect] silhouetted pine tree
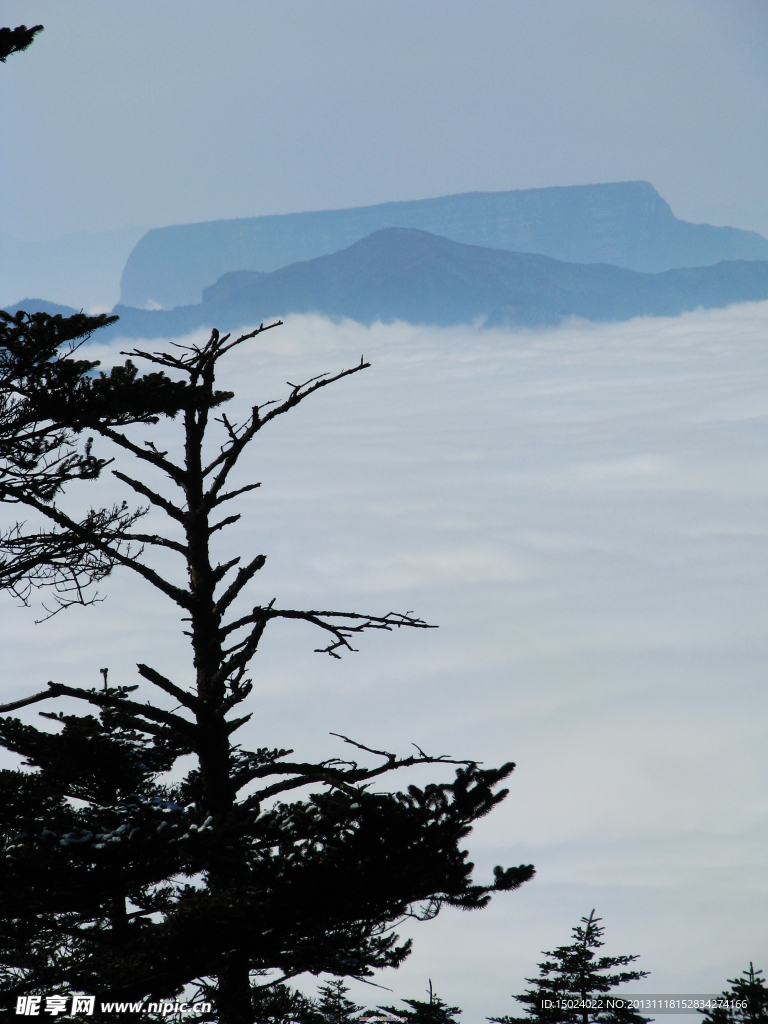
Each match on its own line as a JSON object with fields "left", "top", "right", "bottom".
{"left": 0, "top": 323, "right": 534, "bottom": 1024}
{"left": 488, "top": 911, "right": 650, "bottom": 1024}
{"left": 317, "top": 979, "right": 364, "bottom": 1024}
{"left": 250, "top": 982, "right": 322, "bottom": 1024}
{"left": 699, "top": 964, "right": 768, "bottom": 1024}
{"left": 379, "top": 979, "right": 462, "bottom": 1023}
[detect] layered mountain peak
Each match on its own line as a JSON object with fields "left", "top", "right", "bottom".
{"left": 119, "top": 182, "right": 768, "bottom": 310}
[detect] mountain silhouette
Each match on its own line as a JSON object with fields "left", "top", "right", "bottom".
{"left": 51, "top": 227, "right": 767, "bottom": 338}
{"left": 118, "top": 182, "right": 768, "bottom": 310}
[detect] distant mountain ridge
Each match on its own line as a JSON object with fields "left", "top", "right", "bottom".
{"left": 3, "top": 298, "right": 81, "bottom": 318}
{"left": 13, "top": 227, "right": 763, "bottom": 340}
{"left": 118, "top": 182, "right": 768, "bottom": 310}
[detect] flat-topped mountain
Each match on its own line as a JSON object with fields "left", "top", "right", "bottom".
{"left": 80, "top": 227, "right": 768, "bottom": 340}
{"left": 118, "top": 182, "right": 768, "bottom": 310}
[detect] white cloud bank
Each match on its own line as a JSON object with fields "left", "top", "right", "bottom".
{"left": 3, "top": 303, "right": 768, "bottom": 1016}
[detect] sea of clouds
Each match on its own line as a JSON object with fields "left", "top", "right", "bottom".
{"left": 2, "top": 303, "right": 767, "bottom": 1017}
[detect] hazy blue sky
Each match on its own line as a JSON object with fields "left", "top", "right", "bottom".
{"left": 2, "top": 0, "right": 768, "bottom": 241}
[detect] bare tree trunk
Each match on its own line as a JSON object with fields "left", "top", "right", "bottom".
{"left": 182, "top": 398, "right": 254, "bottom": 1022}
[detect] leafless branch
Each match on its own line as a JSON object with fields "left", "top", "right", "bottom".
{"left": 209, "top": 482, "right": 261, "bottom": 508}
{"left": 136, "top": 663, "right": 200, "bottom": 712}
{"left": 269, "top": 606, "right": 435, "bottom": 657}
{"left": 0, "top": 501, "right": 146, "bottom": 614}
{"left": 218, "top": 680, "right": 253, "bottom": 716}
{"left": 0, "top": 687, "right": 57, "bottom": 714}
{"left": 98, "top": 426, "right": 187, "bottom": 487}
{"left": 202, "top": 357, "right": 370, "bottom": 504}
{"left": 211, "top": 556, "right": 241, "bottom": 586}
{"left": 46, "top": 681, "right": 197, "bottom": 736}
{"left": 112, "top": 470, "right": 187, "bottom": 524}
{"left": 240, "top": 741, "right": 475, "bottom": 802}
{"left": 213, "top": 617, "right": 268, "bottom": 692}
{"left": 213, "top": 555, "right": 266, "bottom": 617}
{"left": 119, "top": 532, "right": 188, "bottom": 555}
{"left": 208, "top": 514, "right": 240, "bottom": 536}
{"left": 122, "top": 321, "right": 282, "bottom": 375}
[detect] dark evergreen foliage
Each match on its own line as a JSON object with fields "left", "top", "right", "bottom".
{"left": 379, "top": 979, "right": 462, "bottom": 1023}
{"left": 0, "top": 309, "right": 195, "bottom": 615}
{"left": 0, "top": 702, "right": 193, "bottom": 999}
{"left": 488, "top": 911, "right": 649, "bottom": 1024}
{"left": 699, "top": 964, "right": 768, "bottom": 1024}
{"left": 248, "top": 982, "right": 322, "bottom": 1024}
{"left": 0, "top": 24, "right": 43, "bottom": 62}
{"left": 0, "top": 323, "right": 534, "bottom": 1023}
{"left": 316, "top": 980, "right": 364, "bottom": 1024}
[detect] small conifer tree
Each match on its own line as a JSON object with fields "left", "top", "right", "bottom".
{"left": 250, "top": 982, "right": 322, "bottom": 1024}
{"left": 700, "top": 964, "right": 768, "bottom": 1024}
{"left": 317, "top": 979, "right": 364, "bottom": 1024}
{"left": 488, "top": 911, "right": 650, "bottom": 1024}
{"left": 379, "top": 979, "right": 461, "bottom": 1024}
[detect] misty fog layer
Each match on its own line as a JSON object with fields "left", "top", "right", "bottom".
{"left": 2, "top": 304, "right": 766, "bottom": 1015}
